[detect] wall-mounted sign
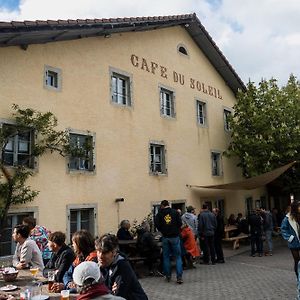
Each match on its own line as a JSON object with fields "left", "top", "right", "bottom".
{"left": 130, "top": 54, "right": 223, "bottom": 100}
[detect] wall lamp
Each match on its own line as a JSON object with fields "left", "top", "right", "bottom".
{"left": 115, "top": 198, "right": 125, "bottom": 203}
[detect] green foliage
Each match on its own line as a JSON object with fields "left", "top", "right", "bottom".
{"left": 0, "top": 105, "right": 69, "bottom": 229}
{"left": 225, "top": 74, "right": 300, "bottom": 192}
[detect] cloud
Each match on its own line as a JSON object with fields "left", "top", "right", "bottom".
{"left": 0, "top": 0, "right": 300, "bottom": 85}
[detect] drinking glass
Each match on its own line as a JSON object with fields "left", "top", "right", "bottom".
{"left": 61, "top": 290, "right": 70, "bottom": 300}
{"left": 30, "top": 267, "right": 39, "bottom": 283}
{"left": 48, "top": 270, "right": 56, "bottom": 292}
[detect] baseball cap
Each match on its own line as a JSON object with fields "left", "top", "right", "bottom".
{"left": 73, "top": 261, "right": 101, "bottom": 286}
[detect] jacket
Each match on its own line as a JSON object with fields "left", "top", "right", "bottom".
{"left": 248, "top": 213, "right": 263, "bottom": 235}
{"left": 117, "top": 228, "right": 133, "bottom": 241}
{"left": 263, "top": 211, "right": 274, "bottom": 231}
{"left": 181, "top": 212, "right": 198, "bottom": 236}
{"left": 30, "top": 225, "right": 52, "bottom": 260}
{"left": 12, "top": 238, "right": 44, "bottom": 270}
{"left": 76, "top": 282, "right": 125, "bottom": 300}
{"left": 198, "top": 210, "right": 217, "bottom": 237}
{"left": 180, "top": 226, "right": 200, "bottom": 257}
{"left": 101, "top": 254, "right": 148, "bottom": 300}
{"left": 281, "top": 214, "right": 300, "bottom": 249}
{"left": 46, "top": 244, "right": 75, "bottom": 282}
{"left": 215, "top": 214, "right": 225, "bottom": 238}
{"left": 63, "top": 251, "right": 97, "bottom": 290}
{"left": 155, "top": 207, "right": 182, "bottom": 238}
{"left": 136, "top": 229, "right": 157, "bottom": 254}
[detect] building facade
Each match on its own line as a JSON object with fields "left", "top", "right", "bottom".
{"left": 0, "top": 14, "right": 265, "bottom": 255}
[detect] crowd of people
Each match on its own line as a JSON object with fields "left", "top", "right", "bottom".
{"left": 10, "top": 216, "right": 148, "bottom": 300}
{"left": 9, "top": 203, "right": 287, "bottom": 299}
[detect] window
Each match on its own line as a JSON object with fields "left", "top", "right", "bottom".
{"left": 215, "top": 199, "right": 225, "bottom": 217}
{"left": 69, "top": 132, "right": 95, "bottom": 172}
{"left": 0, "top": 212, "right": 34, "bottom": 256}
{"left": 66, "top": 204, "right": 98, "bottom": 243}
{"left": 177, "top": 44, "right": 189, "bottom": 56}
{"left": 149, "top": 143, "right": 166, "bottom": 174}
{"left": 111, "top": 73, "right": 131, "bottom": 106}
{"left": 223, "top": 109, "right": 232, "bottom": 131}
{"left": 196, "top": 100, "right": 207, "bottom": 126}
{"left": 211, "top": 151, "right": 222, "bottom": 176}
{"left": 160, "top": 88, "right": 175, "bottom": 118}
{"left": 69, "top": 208, "right": 95, "bottom": 241}
{"left": 178, "top": 46, "right": 188, "bottom": 55}
{"left": 2, "top": 124, "right": 34, "bottom": 168}
{"left": 44, "top": 65, "right": 61, "bottom": 91}
{"left": 245, "top": 197, "right": 253, "bottom": 217}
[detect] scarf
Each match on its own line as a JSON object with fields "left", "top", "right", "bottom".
{"left": 73, "top": 251, "right": 98, "bottom": 267}
{"left": 77, "top": 283, "right": 110, "bottom": 300}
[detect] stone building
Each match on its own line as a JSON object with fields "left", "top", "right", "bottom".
{"left": 0, "top": 13, "right": 265, "bottom": 255}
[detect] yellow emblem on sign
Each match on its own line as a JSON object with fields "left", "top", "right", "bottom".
{"left": 164, "top": 214, "right": 172, "bottom": 224}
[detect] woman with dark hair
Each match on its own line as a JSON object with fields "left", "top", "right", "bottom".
{"left": 95, "top": 234, "right": 148, "bottom": 300}
{"left": 227, "top": 214, "right": 236, "bottom": 226}
{"left": 51, "top": 230, "right": 97, "bottom": 293}
{"left": 281, "top": 201, "right": 300, "bottom": 278}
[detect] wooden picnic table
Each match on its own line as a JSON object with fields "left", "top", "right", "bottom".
{"left": 0, "top": 269, "right": 77, "bottom": 299}
{"left": 223, "top": 225, "right": 249, "bottom": 249}
{"left": 224, "top": 225, "right": 238, "bottom": 238}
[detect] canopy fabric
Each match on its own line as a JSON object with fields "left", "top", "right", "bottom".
{"left": 188, "top": 161, "right": 296, "bottom": 190}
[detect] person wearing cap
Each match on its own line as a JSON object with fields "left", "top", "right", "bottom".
{"left": 95, "top": 234, "right": 148, "bottom": 300}
{"left": 73, "top": 261, "right": 125, "bottom": 300}
{"left": 181, "top": 206, "right": 198, "bottom": 239}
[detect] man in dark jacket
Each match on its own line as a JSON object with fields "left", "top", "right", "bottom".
{"left": 154, "top": 200, "right": 183, "bottom": 284}
{"left": 248, "top": 209, "right": 263, "bottom": 257}
{"left": 136, "top": 222, "right": 162, "bottom": 275}
{"left": 261, "top": 207, "right": 274, "bottom": 255}
{"left": 46, "top": 231, "right": 75, "bottom": 283}
{"left": 198, "top": 204, "right": 217, "bottom": 264}
{"left": 213, "top": 208, "right": 225, "bottom": 263}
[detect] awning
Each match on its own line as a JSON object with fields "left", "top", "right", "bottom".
{"left": 188, "top": 161, "right": 296, "bottom": 190}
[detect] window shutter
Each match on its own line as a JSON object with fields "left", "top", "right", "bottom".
{"left": 45, "top": 70, "right": 48, "bottom": 85}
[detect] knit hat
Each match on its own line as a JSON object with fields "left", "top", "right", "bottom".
{"left": 73, "top": 261, "right": 101, "bottom": 286}
{"left": 186, "top": 206, "right": 195, "bottom": 213}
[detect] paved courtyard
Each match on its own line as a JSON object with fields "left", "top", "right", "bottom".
{"left": 140, "top": 238, "right": 297, "bottom": 300}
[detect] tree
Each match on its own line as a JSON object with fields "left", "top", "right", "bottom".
{"left": 0, "top": 104, "right": 68, "bottom": 232}
{"left": 225, "top": 74, "right": 300, "bottom": 194}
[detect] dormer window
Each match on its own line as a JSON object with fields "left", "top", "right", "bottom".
{"left": 177, "top": 44, "right": 189, "bottom": 56}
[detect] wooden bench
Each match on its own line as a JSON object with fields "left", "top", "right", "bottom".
{"left": 223, "top": 234, "right": 249, "bottom": 249}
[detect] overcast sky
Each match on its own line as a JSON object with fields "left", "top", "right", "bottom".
{"left": 1, "top": 0, "right": 299, "bottom": 86}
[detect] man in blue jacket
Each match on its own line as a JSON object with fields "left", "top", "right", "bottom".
{"left": 155, "top": 200, "right": 183, "bottom": 284}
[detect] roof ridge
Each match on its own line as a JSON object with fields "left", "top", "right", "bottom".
{"left": 0, "top": 13, "right": 195, "bottom": 27}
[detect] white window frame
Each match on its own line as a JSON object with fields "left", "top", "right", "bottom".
{"left": 196, "top": 99, "right": 207, "bottom": 127}
{"left": 109, "top": 67, "right": 133, "bottom": 107}
{"left": 67, "top": 129, "right": 96, "bottom": 174}
{"left": 66, "top": 204, "right": 98, "bottom": 243}
{"left": 149, "top": 141, "right": 167, "bottom": 175}
{"left": 0, "top": 120, "right": 35, "bottom": 169}
{"left": 211, "top": 150, "right": 223, "bottom": 177}
{"left": 223, "top": 108, "right": 232, "bottom": 132}
{"left": 44, "top": 65, "right": 62, "bottom": 91}
{"left": 159, "top": 86, "right": 176, "bottom": 118}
